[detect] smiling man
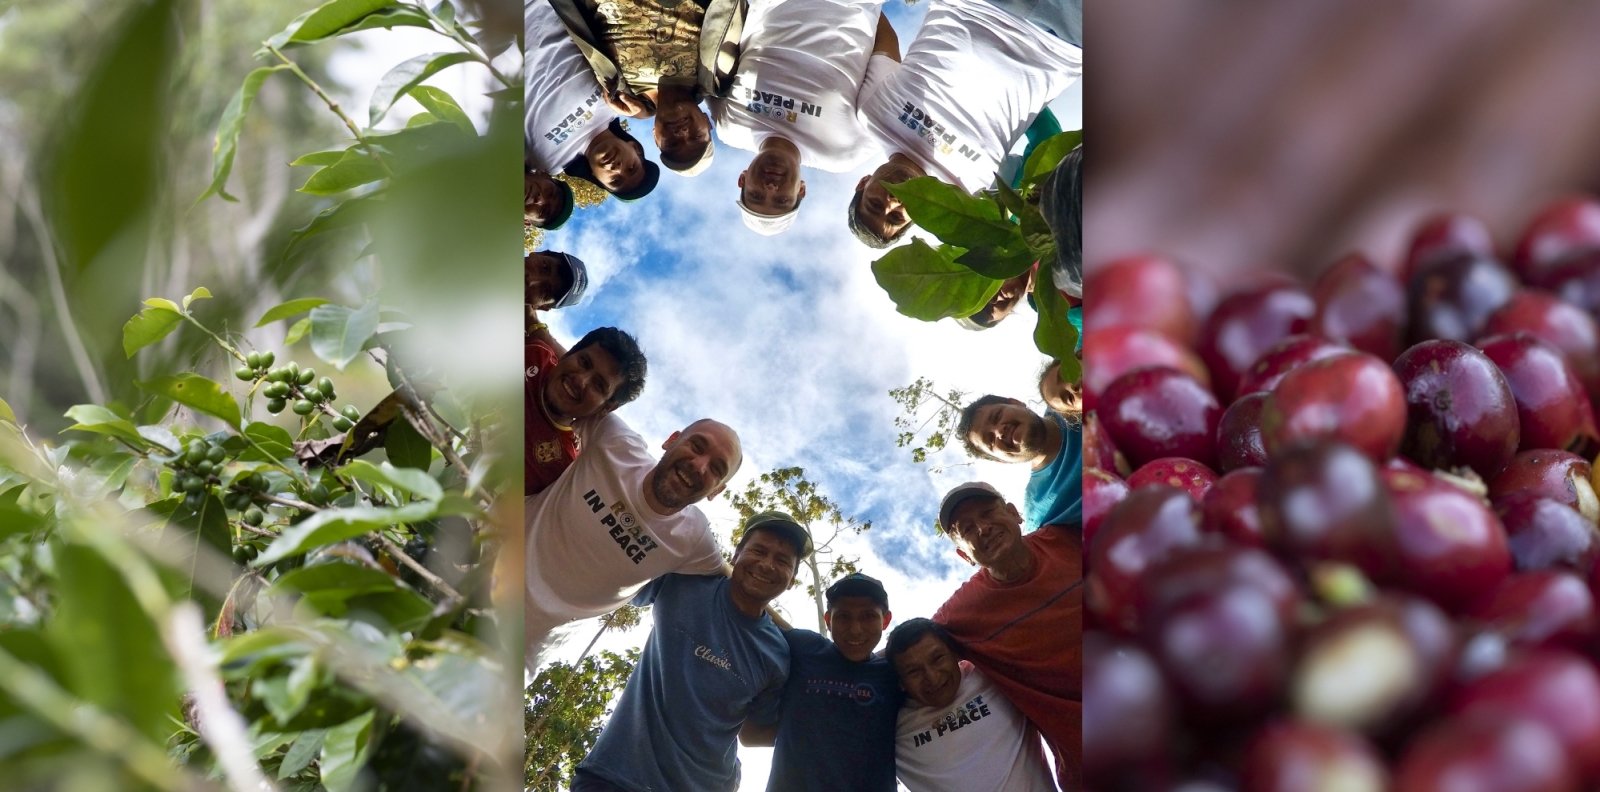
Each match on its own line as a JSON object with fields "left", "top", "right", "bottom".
{"left": 524, "top": 413, "right": 744, "bottom": 671}
{"left": 571, "top": 513, "right": 810, "bottom": 792}
{"left": 707, "top": 0, "right": 898, "bottom": 235}
{"left": 888, "top": 619, "right": 1057, "bottom": 792}
{"left": 739, "top": 571, "right": 902, "bottom": 791}
{"left": 524, "top": 324, "right": 646, "bottom": 496}
{"left": 931, "top": 482, "right": 1082, "bottom": 791}
{"left": 525, "top": 166, "right": 575, "bottom": 230}
{"left": 958, "top": 394, "right": 1080, "bottom": 530}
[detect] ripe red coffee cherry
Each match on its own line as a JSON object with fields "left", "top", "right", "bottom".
{"left": 1257, "top": 439, "right": 1399, "bottom": 580}
{"left": 1082, "top": 467, "right": 1130, "bottom": 551}
{"left": 1481, "top": 289, "right": 1600, "bottom": 404}
{"left": 1477, "top": 333, "right": 1600, "bottom": 456}
{"left": 1083, "top": 412, "right": 1123, "bottom": 475}
{"left": 1087, "top": 486, "right": 1204, "bottom": 634}
{"left": 1083, "top": 632, "right": 1175, "bottom": 786}
{"left": 1467, "top": 570, "right": 1597, "bottom": 652}
{"left": 1201, "top": 467, "right": 1266, "bottom": 548}
{"left": 1448, "top": 649, "right": 1600, "bottom": 783}
{"left": 1128, "top": 457, "right": 1219, "bottom": 501}
{"left": 1512, "top": 195, "right": 1600, "bottom": 282}
{"left": 1197, "top": 282, "right": 1315, "bottom": 402}
{"left": 1394, "top": 713, "right": 1577, "bottom": 792}
{"left": 1083, "top": 325, "right": 1211, "bottom": 412}
{"left": 1241, "top": 720, "right": 1388, "bottom": 792}
{"left": 1100, "top": 367, "right": 1223, "bottom": 469}
{"left": 1393, "top": 339, "right": 1520, "bottom": 477}
{"left": 1084, "top": 254, "right": 1198, "bottom": 345}
{"left": 1260, "top": 352, "right": 1407, "bottom": 463}
{"left": 1494, "top": 494, "right": 1600, "bottom": 573}
{"left": 1236, "top": 334, "right": 1348, "bottom": 397}
{"left": 1141, "top": 582, "right": 1293, "bottom": 726}
{"left": 1384, "top": 465, "right": 1511, "bottom": 612}
{"left": 1535, "top": 249, "right": 1600, "bottom": 323}
{"left": 1404, "top": 212, "right": 1497, "bottom": 285}
{"left": 1405, "top": 254, "right": 1519, "bottom": 345}
{"left": 1488, "top": 450, "right": 1599, "bottom": 522}
{"left": 1136, "top": 543, "right": 1301, "bottom": 633}
{"left": 1311, "top": 252, "right": 1408, "bottom": 362}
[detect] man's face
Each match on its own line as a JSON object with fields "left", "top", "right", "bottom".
{"left": 541, "top": 344, "right": 623, "bottom": 420}
{"left": 974, "top": 271, "right": 1033, "bottom": 326}
{"left": 946, "top": 495, "right": 1025, "bottom": 569}
{"left": 525, "top": 252, "right": 569, "bottom": 311}
{"left": 525, "top": 170, "right": 562, "bottom": 226}
{"left": 1041, "top": 361, "right": 1080, "bottom": 416}
{"left": 586, "top": 130, "right": 645, "bottom": 193}
{"left": 825, "top": 596, "right": 889, "bottom": 663}
{"left": 730, "top": 529, "right": 798, "bottom": 606}
{"left": 854, "top": 158, "right": 921, "bottom": 241}
{"left": 655, "top": 104, "right": 712, "bottom": 165}
{"left": 893, "top": 633, "right": 962, "bottom": 709}
{"left": 738, "top": 148, "right": 805, "bottom": 216}
{"left": 647, "top": 420, "right": 741, "bottom": 510}
{"left": 967, "top": 401, "right": 1047, "bottom": 463}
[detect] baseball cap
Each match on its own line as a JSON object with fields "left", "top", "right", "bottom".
{"left": 826, "top": 572, "right": 889, "bottom": 610}
{"left": 954, "top": 316, "right": 990, "bottom": 331}
{"left": 938, "top": 481, "right": 1006, "bottom": 534}
{"left": 740, "top": 510, "right": 813, "bottom": 559}
{"left": 662, "top": 143, "right": 715, "bottom": 177}
{"left": 553, "top": 253, "right": 589, "bottom": 309}
{"left": 612, "top": 161, "right": 661, "bottom": 202}
{"left": 737, "top": 200, "right": 799, "bottom": 236}
{"left": 538, "top": 178, "right": 576, "bottom": 230}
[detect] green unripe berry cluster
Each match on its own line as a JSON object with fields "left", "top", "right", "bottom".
{"left": 172, "top": 438, "right": 232, "bottom": 508}
{"left": 235, "top": 350, "right": 277, "bottom": 382}
{"left": 258, "top": 360, "right": 339, "bottom": 418}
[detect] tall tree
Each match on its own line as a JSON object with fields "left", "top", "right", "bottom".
{"left": 727, "top": 467, "right": 871, "bottom": 634}
{"left": 524, "top": 606, "right": 642, "bottom": 791}
{"left": 890, "top": 376, "right": 969, "bottom": 469}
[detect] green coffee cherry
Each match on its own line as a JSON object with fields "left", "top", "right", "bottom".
{"left": 260, "top": 351, "right": 275, "bottom": 368}
{"left": 297, "top": 369, "right": 316, "bottom": 387}
{"left": 207, "top": 446, "right": 225, "bottom": 463}
{"left": 267, "top": 398, "right": 287, "bottom": 414}
{"left": 246, "top": 352, "right": 262, "bottom": 369}
{"left": 341, "top": 405, "right": 362, "bottom": 422}
{"left": 232, "top": 546, "right": 250, "bottom": 564}
{"left": 243, "top": 507, "right": 264, "bottom": 526}
{"left": 332, "top": 417, "right": 353, "bottom": 432}
{"left": 317, "top": 377, "right": 335, "bottom": 398}
{"left": 292, "top": 399, "right": 315, "bottom": 415}
{"left": 196, "top": 460, "right": 215, "bottom": 477}
{"left": 308, "top": 483, "right": 330, "bottom": 504}
{"left": 287, "top": 362, "right": 300, "bottom": 379}
{"left": 307, "top": 389, "right": 326, "bottom": 404}
{"left": 267, "top": 367, "right": 286, "bottom": 383}
{"left": 236, "top": 366, "right": 255, "bottom": 382}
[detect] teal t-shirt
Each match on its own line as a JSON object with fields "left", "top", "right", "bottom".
{"left": 579, "top": 574, "right": 790, "bottom": 791}
{"left": 1024, "top": 411, "right": 1081, "bottom": 529}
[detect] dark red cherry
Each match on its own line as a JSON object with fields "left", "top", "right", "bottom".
{"left": 1201, "top": 467, "right": 1267, "bottom": 548}
{"left": 1085, "top": 254, "right": 1198, "bottom": 345}
{"left": 1236, "top": 334, "right": 1348, "bottom": 397}
{"left": 1084, "top": 325, "right": 1212, "bottom": 412}
{"left": 1241, "top": 720, "right": 1387, "bottom": 792}
{"left": 1488, "top": 450, "right": 1599, "bottom": 522}
{"left": 1405, "top": 254, "right": 1518, "bottom": 345}
{"left": 1477, "top": 333, "right": 1600, "bottom": 456}
{"left": 1216, "top": 392, "right": 1270, "bottom": 473}
{"left": 1383, "top": 465, "right": 1511, "bottom": 612}
{"left": 1260, "top": 352, "right": 1407, "bottom": 463}
{"left": 1197, "top": 283, "right": 1315, "bottom": 402}
{"left": 1394, "top": 713, "right": 1577, "bottom": 792}
{"left": 1482, "top": 289, "right": 1600, "bottom": 405}
{"left": 1311, "top": 252, "right": 1408, "bottom": 362}
{"left": 1258, "top": 440, "right": 1399, "bottom": 580}
{"left": 1100, "top": 367, "right": 1223, "bottom": 469}
{"left": 1494, "top": 494, "right": 1600, "bottom": 574}
{"left": 1404, "top": 212, "right": 1497, "bottom": 284}
{"left": 1512, "top": 195, "right": 1600, "bottom": 282}
{"left": 1393, "top": 339, "right": 1520, "bottom": 477}
{"left": 1129, "top": 457, "right": 1219, "bottom": 501}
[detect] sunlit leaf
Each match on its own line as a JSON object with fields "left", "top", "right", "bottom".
{"left": 256, "top": 298, "right": 330, "bottom": 328}
{"left": 289, "top": 149, "right": 348, "bottom": 168}
{"left": 320, "top": 711, "right": 375, "bottom": 792}
{"left": 885, "top": 176, "right": 1019, "bottom": 251}
{"left": 310, "top": 301, "right": 380, "bottom": 370}
{"left": 368, "top": 52, "right": 475, "bottom": 126}
{"left": 138, "top": 374, "right": 242, "bottom": 429}
{"left": 1019, "top": 130, "right": 1082, "bottom": 190}
{"left": 300, "top": 149, "right": 387, "bottom": 195}
{"left": 63, "top": 405, "right": 148, "bottom": 448}
{"left": 182, "top": 286, "right": 212, "bottom": 310}
{"left": 340, "top": 459, "right": 441, "bottom": 501}
{"left": 408, "top": 85, "right": 474, "bottom": 134}
{"left": 0, "top": 397, "right": 14, "bottom": 424}
{"left": 254, "top": 502, "right": 437, "bottom": 565}
{"left": 953, "top": 240, "right": 1038, "bottom": 280}
{"left": 240, "top": 422, "right": 295, "bottom": 462}
{"left": 202, "top": 65, "right": 290, "bottom": 203}
{"left": 286, "top": 318, "right": 313, "bottom": 346}
{"left": 121, "top": 302, "right": 182, "bottom": 358}
{"left": 871, "top": 239, "right": 1003, "bottom": 321}
{"left": 1033, "top": 282, "right": 1079, "bottom": 380}
{"left": 265, "top": 0, "right": 399, "bottom": 50}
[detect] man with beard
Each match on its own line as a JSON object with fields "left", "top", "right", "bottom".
{"left": 523, "top": 323, "right": 647, "bottom": 497}
{"left": 957, "top": 395, "right": 1079, "bottom": 530}
{"left": 524, "top": 414, "right": 743, "bottom": 671}
{"left": 526, "top": 0, "right": 660, "bottom": 199}
{"left": 572, "top": 512, "right": 810, "bottom": 792}
{"left": 887, "top": 619, "right": 1057, "bottom": 791}
{"left": 707, "top": 0, "right": 899, "bottom": 235}
{"left": 525, "top": 165, "right": 575, "bottom": 230}
{"left": 846, "top": 0, "right": 1081, "bottom": 246}
{"left": 931, "top": 483, "right": 1081, "bottom": 791}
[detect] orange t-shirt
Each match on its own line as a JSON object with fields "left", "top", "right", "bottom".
{"left": 524, "top": 341, "right": 579, "bottom": 496}
{"left": 934, "top": 525, "right": 1083, "bottom": 791}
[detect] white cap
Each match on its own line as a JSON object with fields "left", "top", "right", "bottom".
{"left": 737, "top": 200, "right": 799, "bottom": 236}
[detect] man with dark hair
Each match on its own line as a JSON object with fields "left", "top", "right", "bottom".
{"left": 847, "top": 0, "right": 1081, "bottom": 246}
{"left": 525, "top": 166, "right": 576, "bottom": 230}
{"left": 955, "top": 270, "right": 1035, "bottom": 331}
{"left": 524, "top": 323, "right": 648, "bottom": 496}
{"left": 572, "top": 512, "right": 810, "bottom": 791}
{"left": 526, "top": 251, "right": 590, "bottom": 313}
{"left": 526, "top": 0, "right": 662, "bottom": 200}
{"left": 886, "top": 618, "right": 1057, "bottom": 791}
{"left": 930, "top": 482, "right": 1081, "bottom": 791}
{"left": 524, "top": 412, "right": 745, "bottom": 671}
{"left": 958, "top": 394, "right": 1079, "bottom": 530}
{"left": 739, "top": 571, "right": 902, "bottom": 791}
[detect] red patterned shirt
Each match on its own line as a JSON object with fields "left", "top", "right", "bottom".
{"left": 525, "top": 341, "right": 579, "bottom": 496}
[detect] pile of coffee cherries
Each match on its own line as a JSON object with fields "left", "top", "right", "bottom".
{"left": 1083, "top": 197, "right": 1600, "bottom": 791}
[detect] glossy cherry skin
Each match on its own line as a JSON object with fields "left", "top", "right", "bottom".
{"left": 1383, "top": 465, "right": 1512, "bottom": 611}
{"left": 1236, "top": 334, "right": 1348, "bottom": 397}
{"left": 1197, "top": 283, "right": 1315, "bottom": 402}
{"left": 1488, "top": 450, "right": 1599, "bottom": 521}
{"left": 1136, "top": 543, "right": 1301, "bottom": 633}
{"left": 1129, "top": 457, "right": 1219, "bottom": 501}
{"left": 1512, "top": 195, "right": 1600, "bottom": 282}
{"left": 1260, "top": 352, "right": 1408, "bottom": 463}
{"left": 1311, "top": 252, "right": 1408, "bottom": 362}
{"left": 1404, "top": 212, "right": 1497, "bottom": 285}
{"left": 1406, "top": 254, "right": 1519, "bottom": 345}
{"left": 1201, "top": 467, "right": 1266, "bottom": 548}
{"left": 1141, "top": 583, "right": 1292, "bottom": 726}
{"left": 1100, "top": 367, "right": 1223, "bottom": 469}
{"left": 1448, "top": 649, "right": 1600, "bottom": 783}
{"left": 1494, "top": 494, "right": 1600, "bottom": 573}
{"left": 1535, "top": 249, "right": 1600, "bottom": 324}
{"left": 1477, "top": 333, "right": 1600, "bottom": 456}
{"left": 1084, "top": 632, "right": 1175, "bottom": 786}
{"left": 1084, "top": 325, "right": 1212, "bottom": 412}
{"left": 1482, "top": 288, "right": 1600, "bottom": 404}
{"left": 1258, "top": 439, "right": 1399, "bottom": 581}
{"left": 1216, "top": 392, "right": 1270, "bottom": 472}
{"left": 1085, "top": 254, "right": 1198, "bottom": 345}
{"left": 1083, "top": 411, "right": 1124, "bottom": 475}
{"left": 1082, "top": 467, "right": 1130, "bottom": 551}
{"left": 1240, "top": 720, "right": 1387, "bottom": 792}
{"left": 1087, "top": 486, "right": 1205, "bottom": 634}
{"left": 1393, "top": 339, "right": 1521, "bottom": 477}
{"left": 1466, "top": 570, "right": 1598, "bottom": 652}
{"left": 1394, "top": 713, "right": 1577, "bottom": 792}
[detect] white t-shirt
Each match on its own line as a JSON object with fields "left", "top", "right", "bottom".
{"left": 855, "top": 0, "right": 1082, "bottom": 192}
{"left": 524, "top": 412, "right": 724, "bottom": 668}
{"left": 525, "top": 0, "right": 622, "bottom": 172}
{"left": 707, "top": 0, "right": 883, "bottom": 172}
{"left": 895, "top": 663, "right": 1057, "bottom": 792}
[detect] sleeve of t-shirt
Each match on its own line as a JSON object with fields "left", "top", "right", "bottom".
{"left": 677, "top": 512, "right": 727, "bottom": 576}
{"left": 631, "top": 573, "right": 675, "bottom": 607}
{"left": 747, "top": 651, "right": 789, "bottom": 725}
{"left": 855, "top": 53, "right": 902, "bottom": 112}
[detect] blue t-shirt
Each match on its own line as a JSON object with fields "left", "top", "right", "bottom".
{"left": 762, "top": 629, "right": 903, "bottom": 792}
{"left": 1024, "top": 411, "right": 1081, "bottom": 529}
{"left": 578, "top": 574, "right": 790, "bottom": 792}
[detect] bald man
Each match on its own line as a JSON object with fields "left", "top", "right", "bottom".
{"left": 525, "top": 412, "right": 744, "bottom": 671}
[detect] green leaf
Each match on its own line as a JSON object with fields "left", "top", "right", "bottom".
{"left": 217, "top": 626, "right": 312, "bottom": 667}
{"left": 871, "top": 239, "right": 1003, "bottom": 321}
{"left": 256, "top": 297, "right": 330, "bottom": 328}
{"left": 299, "top": 149, "right": 387, "bottom": 195}
{"left": 0, "top": 396, "right": 13, "bottom": 424}
{"left": 202, "top": 65, "right": 290, "bottom": 203}
{"left": 63, "top": 404, "right": 148, "bottom": 448}
{"left": 285, "top": 317, "right": 313, "bottom": 346}
{"left": 46, "top": 544, "right": 178, "bottom": 742}
{"left": 121, "top": 303, "right": 182, "bottom": 358}
{"left": 278, "top": 729, "right": 326, "bottom": 779}
{"left": 0, "top": 501, "right": 46, "bottom": 540}
{"left": 384, "top": 416, "right": 432, "bottom": 470}
{"left": 240, "top": 422, "right": 295, "bottom": 462}
{"left": 368, "top": 52, "right": 475, "bottom": 126}
{"left": 1033, "top": 281, "right": 1079, "bottom": 377}
{"left": 407, "top": 85, "right": 474, "bottom": 134}
{"left": 992, "top": 180, "right": 1028, "bottom": 220}
{"left": 272, "top": 561, "right": 401, "bottom": 601}
{"left": 144, "top": 297, "right": 180, "bottom": 312}
{"left": 265, "top": 0, "right": 399, "bottom": 49}
{"left": 953, "top": 240, "right": 1038, "bottom": 280}
{"left": 138, "top": 374, "right": 242, "bottom": 429}
{"left": 885, "top": 176, "right": 1020, "bottom": 250}
{"left": 289, "top": 150, "right": 348, "bottom": 168}
{"left": 255, "top": 502, "right": 437, "bottom": 566}
{"left": 283, "top": 193, "right": 383, "bottom": 263}
{"left": 430, "top": 0, "right": 456, "bottom": 25}
{"left": 148, "top": 494, "right": 233, "bottom": 600}
{"left": 1020, "top": 130, "right": 1082, "bottom": 189}
{"left": 310, "top": 301, "right": 381, "bottom": 370}
{"left": 340, "top": 460, "right": 442, "bottom": 502}
{"left": 320, "top": 711, "right": 375, "bottom": 792}
{"left": 182, "top": 286, "right": 212, "bottom": 311}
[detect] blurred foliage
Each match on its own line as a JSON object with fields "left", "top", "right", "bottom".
{"left": 0, "top": 0, "right": 523, "bottom": 789}
{"left": 524, "top": 648, "right": 639, "bottom": 792}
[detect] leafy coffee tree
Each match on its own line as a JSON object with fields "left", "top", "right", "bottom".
{"left": 890, "top": 376, "right": 970, "bottom": 469}
{"left": 870, "top": 130, "right": 1082, "bottom": 383}
{"left": 0, "top": 0, "right": 522, "bottom": 790}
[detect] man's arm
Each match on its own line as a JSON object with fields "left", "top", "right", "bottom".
{"left": 871, "top": 13, "right": 901, "bottom": 63}
{"left": 738, "top": 719, "right": 778, "bottom": 747}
